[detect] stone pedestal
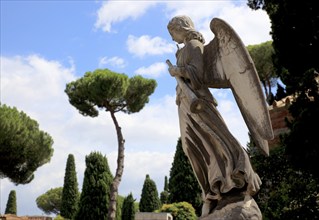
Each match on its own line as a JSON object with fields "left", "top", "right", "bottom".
{"left": 199, "top": 196, "right": 262, "bottom": 220}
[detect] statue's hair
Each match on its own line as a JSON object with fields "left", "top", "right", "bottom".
{"left": 168, "top": 15, "right": 205, "bottom": 44}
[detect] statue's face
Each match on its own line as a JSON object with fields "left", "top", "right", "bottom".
{"left": 169, "top": 28, "right": 185, "bottom": 44}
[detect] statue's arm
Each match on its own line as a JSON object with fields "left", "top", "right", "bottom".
{"left": 169, "top": 40, "right": 204, "bottom": 90}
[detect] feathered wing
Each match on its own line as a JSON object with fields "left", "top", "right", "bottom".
{"left": 204, "top": 18, "right": 274, "bottom": 156}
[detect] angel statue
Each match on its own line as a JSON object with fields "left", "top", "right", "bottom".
{"left": 166, "top": 15, "right": 274, "bottom": 219}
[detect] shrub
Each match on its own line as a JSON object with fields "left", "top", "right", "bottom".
{"left": 158, "top": 201, "right": 197, "bottom": 220}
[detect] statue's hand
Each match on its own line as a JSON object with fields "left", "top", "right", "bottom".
{"left": 168, "top": 66, "right": 182, "bottom": 77}
{"left": 166, "top": 59, "right": 184, "bottom": 78}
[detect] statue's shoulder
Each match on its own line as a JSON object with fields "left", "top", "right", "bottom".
{"left": 187, "top": 39, "right": 204, "bottom": 50}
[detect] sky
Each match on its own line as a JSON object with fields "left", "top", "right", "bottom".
{"left": 0, "top": 0, "right": 271, "bottom": 216}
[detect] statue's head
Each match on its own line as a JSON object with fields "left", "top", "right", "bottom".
{"left": 167, "top": 15, "right": 195, "bottom": 33}
{"left": 167, "top": 15, "right": 205, "bottom": 44}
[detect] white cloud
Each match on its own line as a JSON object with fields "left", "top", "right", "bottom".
{"left": 214, "top": 5, "right": 271, "bottom": 46}
{"left": 98, "top": 56, "right": 126, "bottom": 68}
{"left": 95, "top": 1, "right": 270, "bottom": 45}
{"left": 134, "top": 62, "right": 167, "bottom": 78}
{"left": 127, "top": 35, "right": 175, "bottom": 57}
{"left": 165, "top": 1, "right": 271, "bottom": 46}
{"left": 95, "top": 1, "right": 157, "bottom": 32}
{"left": 213, "top": 89, "right": 250, "bottom": 148}
{"left": 107, "top": 150, "right": 174, "bottom": 199}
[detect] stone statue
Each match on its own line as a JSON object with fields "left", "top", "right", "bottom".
{"left": 166, "top": 15, "right": 274, "bottom": 219}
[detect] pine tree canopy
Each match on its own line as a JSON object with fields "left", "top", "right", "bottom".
{"left": 0, "top": 104, "right": 54, "bottom": 184}
{"left": 65, "top": 69, "right": 157, "bottom": 116}
{"left": 36, "top": 187, "right": 62, "bottom": 215}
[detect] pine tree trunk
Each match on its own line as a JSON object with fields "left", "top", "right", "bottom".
{"left": 108, "top": 111, "right": 125, "bottom": 220}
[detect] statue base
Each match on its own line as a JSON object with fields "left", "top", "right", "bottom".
{"left": 199, "top": 195, "right": 262, "bottom": 220}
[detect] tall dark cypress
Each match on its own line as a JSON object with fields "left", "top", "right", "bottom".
{"left": 5, "top": 190, "right": 17, "bottom": 215}
{"left": 168, "top": 138, "right": 202, "bottom": 215}
{"left": 139, "top": 174, "right": 160, "bottom": 212}
{"left": 75, "top": 152, "right": 113, "bottom": 220}
{"left": 121, "top": 193, "right": 135, "bottom": 220}
{"left": 160, "top": 176, "right": 169, "bottom": 205}
{"left": 61, "top": 154, "right": 79, "bottom": 219}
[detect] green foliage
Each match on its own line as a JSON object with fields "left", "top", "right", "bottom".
{"left": 249, "top": 146, "right": 319, "bottom": 219}
{"left": 158, "top": 202, "right": 197, "bottom": 220}
{"left": 248, "top": 0, "right": 318, "bottom": 94}
{"left": 282, "top": 70, "right": 319, "bottom": 178}
{"left": 65, "top": 69, "right": 157, "bottom": 116}
{"left": 5, "top": 190, "right": 17, "bottom": 215}
{"left": 0, "top": 104, "right": 54, "bottom": 184}
{"left": 247, "top": 41, "right": 278, "bottom": 103}
{"left": 164, "top": 176, "right": 168, "bottom": 191}
{"left": 246, "top": 2, "right": 319, "bottom": 218}
{"left": 61, "top": 154, "right": 79, "bottom": 219}
{"left": 168, "top": 138, "right": 202, "bottom": 215}
{"left": 124, "top": 75, "right": 157, "bottom": 113}
{"left": 139, "top": 174, "right": 161, "bottom": 212}
{"left": 36, "top": 187, "right": 63, "bottom": 215}
{"left": 54, "top": 215, "right": 65, "bottom": 220}
{"left": 122, "top": 193, "right": 136, "bottom": 220}
{"left": 116, "top": 195, "right": 124, "bottom": 220}
{"left": 160, "top": 191, "right": 169, "bottom": 205}
{"left": 247, "top": 3, "right": 319, "bottom": 173}
{"left": 160, "top": 176, "right": 169, "bottom": 205}
{"left": 75, "top": 152, "right": 113, "bottom": 220}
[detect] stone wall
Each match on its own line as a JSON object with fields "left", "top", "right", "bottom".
{"left": 268, "top": 96, "right": 294, "bottom": 149}
{"left": 0, "top": 215, "right": 27, "bottom": 220}
{"left": 135, "top": 212, "right": 173, "bottom": 220}
{"left": 0, "top": 215, "right": 52, "bottom": 220}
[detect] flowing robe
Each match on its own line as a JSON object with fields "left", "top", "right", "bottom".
{"left": 174, "top": 39, "right": 261, "bottom": 205}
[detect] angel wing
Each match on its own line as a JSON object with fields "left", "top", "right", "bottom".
{"left": 204, "top": 18, "right": 274, "bottom": 156}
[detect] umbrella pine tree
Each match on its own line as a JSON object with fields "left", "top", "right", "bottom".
{"left": 65, "top": 69, "right": 156, "bottom": 220}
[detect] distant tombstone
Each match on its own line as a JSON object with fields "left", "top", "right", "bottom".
{"left": 135, "top": 212, "right": 173, "bottom": 220}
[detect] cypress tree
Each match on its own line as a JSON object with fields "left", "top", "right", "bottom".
{"left": 164, "top": 176, "right": 168, "bottom": 191}
{"left": 61, "top": 154, "right": 79, "bottom": 219}
{"left": 139, "top": 174, "right": 160, "bottom": 212}
{"left": 75, "top": 152, "right": 113, "bottom": 220}
{"left": 168, "top": 138, "right": 202, "bottom": 215}
{"left": 116, "top": 195, "right": 125, "bottom": 220}
{"left": 5, "top": 190, "right": 17, "bottom": 215}
{"left": 160, "top": 176, "right": 169, "bottom": 205}
{"left": 121, "top": 193, "right": 135, "bottom": 220}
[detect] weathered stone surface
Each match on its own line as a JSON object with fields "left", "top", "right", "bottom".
{"left": 199, "top": 196, "right": 262, "bottom": 220}
{"left": 135, "top": 212, "right": 173, "bottom": 220}
{"left": 166, "top": 15, "right": 273, "bottom": 218}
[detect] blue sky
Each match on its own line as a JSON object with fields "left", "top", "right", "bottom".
{"left": 0, "top": 0, "right": 271, "bottom": 216}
